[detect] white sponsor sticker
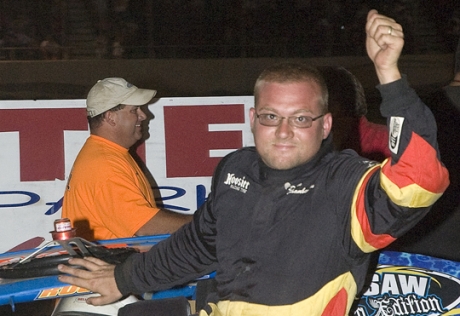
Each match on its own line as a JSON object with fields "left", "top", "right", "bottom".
{"left": 389, "top": 116, "right": 404, "bottom": 155}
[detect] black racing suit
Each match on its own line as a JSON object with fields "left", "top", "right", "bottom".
{"left": 114, "top": 77, "right": 449, "bottom": 315}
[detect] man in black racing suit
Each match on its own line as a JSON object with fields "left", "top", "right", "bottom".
{"left": 58, "top": 9, "right": 450, "bottom": 316}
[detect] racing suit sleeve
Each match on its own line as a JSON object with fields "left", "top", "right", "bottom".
{"left": 349, "top": 75, "right": 450, "bottom": 253}
{"left": 113, "top": 154, "right": 233, "bottom": 296}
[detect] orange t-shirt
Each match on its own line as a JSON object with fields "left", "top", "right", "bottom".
{"left": 63, "top": 135, "right": 159, "bottom": 240}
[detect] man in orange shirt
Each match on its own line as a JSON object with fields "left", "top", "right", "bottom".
{"left": 63, "top": 78, "right": 191, "bottom": 240}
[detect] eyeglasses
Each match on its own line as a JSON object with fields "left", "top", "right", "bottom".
{"left": 256, "top": 113, "right": 325, "bottom": 128}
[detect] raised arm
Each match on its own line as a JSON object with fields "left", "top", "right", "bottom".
{"left": 365, "top": 9, "right": 403, "bottom": 84}
{"left": 348, "top": 11, "right": 450, "bottom": 255}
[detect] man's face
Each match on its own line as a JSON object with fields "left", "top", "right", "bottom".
{"left": 112, "top": 105, "right": 147, "bottom": 148}
{"left": 250, "top": 81, "right": 332, "bottom": 170}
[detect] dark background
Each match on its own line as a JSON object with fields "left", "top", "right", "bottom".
{"left": 0, "top": 0, "right": 458, "bottom": 60}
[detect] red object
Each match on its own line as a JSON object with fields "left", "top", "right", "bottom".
{"left": 50, "top": 218, "right": 76, "bottom": 240}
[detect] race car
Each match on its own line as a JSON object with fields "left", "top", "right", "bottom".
{"left": 0, "top": 220, "right": 460, "bottom": 316}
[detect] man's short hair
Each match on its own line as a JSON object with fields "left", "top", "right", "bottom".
{"left": 319, "top": 66, "right": 367, "bottom": 118}
{"left": 254, "top": 62, "right": 329, "bottom": 113}
{"left": 87, "top": 104, "right": 126, "bottom": 130}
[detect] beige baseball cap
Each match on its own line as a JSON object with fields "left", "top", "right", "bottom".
{"left": 86, "top": 78, "right": 157, "bottom": 117}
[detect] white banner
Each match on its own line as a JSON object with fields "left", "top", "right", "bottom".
{"left": 0, "top": 96, "right": 254, "bottom": 252}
